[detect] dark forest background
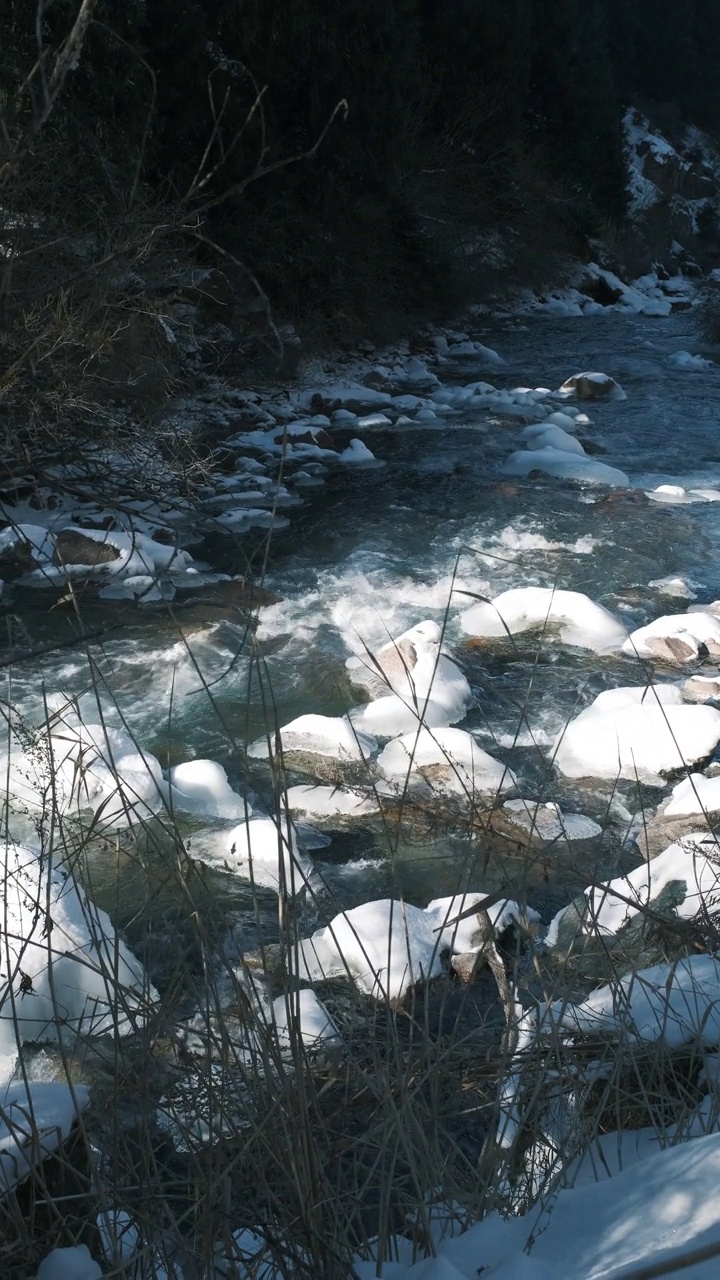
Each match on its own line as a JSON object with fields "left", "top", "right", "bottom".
{"left": 2, "top": 0, "right": 720, "bottom": 350}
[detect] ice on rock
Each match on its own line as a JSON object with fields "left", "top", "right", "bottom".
{"left": 0, "top": 842, "right": 156, "bottom": 1076}
{"left": 248, "top": 713, "right": 377, "bottom": 762}
{"left": 271, "top": 989, "right": 341, "bottom": 1050}
{"left": 166, "top": 759, "right": 250, "bottom": 820}
{"left": 346, "top": 620, "right": 473, "bottom": 733}
{"left": 378, "top": 726, "right": 515, "bottom": 798}
{"left": 553, "top": 685, "right": 720, "bottom": 784}
{"left": 0, "top": 1080, "right": 90, "bottom": 1192}
{"left": 520, "top": 423, "right": 586, "bottom": 456}
{"left": 425, "top": 894, "right": 540, "bottom": 954}
{"left": 558, "top": 371, "right": 626, "bottom": 400}
{"left": 547, "top": 833, "right": 720, "bottom": 945}
{"left": 285, "top": 783, "right": 378, "bottom": 818}
{"left": 548, "top": 954, "right": 720, "bottom": 1047}
{"left": 501, "top": 447, "right": 630, "bottom": 487}
{"left": 459, "top": 587, "right": 627, "bottom": 653}
{"left": 623, "top": 608, "right": 720, "bottom": 663}
{"left": 296, "top": 900, "right": 443, "bottom": 1001}
{"left": 502, "top": 799, "right": 602, "bottom": 842}
{"left": 543, "top": 411, "right": 582, "bottom": 432}
{"left": 187, "top": 815, "right": 312, "bottom": 894}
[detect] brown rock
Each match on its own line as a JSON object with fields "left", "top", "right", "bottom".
{"left": 53, "top": 529, "right": 120, "bottom": 566}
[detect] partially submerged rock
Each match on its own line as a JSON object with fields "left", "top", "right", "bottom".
{"left": 559, "top": 371, "right": 627, "bottom": 400}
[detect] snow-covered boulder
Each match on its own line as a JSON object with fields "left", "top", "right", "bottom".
{"left": 520, "top": 423, "right": 586, "bottom": 456}
{"left": 547, "top": 833, "right": 720, "bottom": 945}
{"left": 284, "top": 784, "right": 378, "bottom": 819}
{"left": 378, "top": 726, "right": 515, "bottom": 798}
{"left": 459, "top": 586, "right": 627, "bottom": 653}
{"left": 271, "top": 989, "right": 341, "bottom": 1050}
{"left": 553, "top": 685, "right": 720, "bottom": 784}
{"left": 663, "top": 773, "right": 720, "bottom": 817}
{"left": 559, "top": 371, "right": 626, "bottom": 400}
{"left": 166, "top": 759, "right": 250, "bottom": 820}
{"left": 424, "top": 894, "right": 540, "bottom": 954}
{"left": 346, "top": 620, "right": 472, "bottom": 735}
{"left": 623, "top": 609, "right": 720, "bottom": 664}
{"left": 501, "top": 447, "right": 630, "bottom": 486}
{"left": 247, "top": 714, "right": 377, "bottom": 763}
{"left": 296, "top": 900, "right": 443, "bottom": 1001}
{"left": 0, "top": 842, "right": 156, "bottom": 1077}
{"left": 186, "top": 815, "right": 312, "bottom": 894}
{"left": 36, "top": 1246, "right": 103, "bottom": 1280}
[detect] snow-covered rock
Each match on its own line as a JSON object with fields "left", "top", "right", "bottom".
{"left": 0, "top": 842, "right": 156, "bottom": 1077}
{"left": 36, "top": 1246, "right": 102, "bottom": 1280}
{"left": 378, "top": 726, "right": 515, "bottom": 798}
{"left": 166, "top": 759, "right": 250, "bottom": 820}
{"left": 271, "top": 989, "right": 341, "bottom": 1050}
{"left": 346, "top": 620, "right": 472, "bottom": 732}
{"left": 296, "top": 899, "right": 443, "bottom": 1001}
{"left": 547, "top": 832, "right": 720, "bottom": 944}
{"left": 558, "top": 371, "right": 626, "bottom": 400}
{"left": 186, "top": 815, "right": 312, "bottom": 894}
{"left": 248, "top": 714, "right": 377, "bottom": 762}
{"left": 501, "top": 447, "right": 630, "bottom": 487}
{"left": 623, "top": 608, "right": 720, "bottom": 663}
{"left": 425, "top": 894, "right": 540, "bottom": 954}
{"left": 501, "top": 799, "right": 602, "bottom": 843}
{"left": 0, "top": 1080, "right": 90, "bottom": 1192}
{"left": 669, "top": 350, "right": 714, "bottom": 371}
{"left": 459, "top": 586, "right": 627, "bottom": 653}
{"left": 520, "top": 423, "right": 586, "bottom": 456}
{"left": 553, "top": 685, "right": 720, "bottom": 784}
{"left": 284, "top": 784, "right": 378, "bottom": 818}
{"left": 663, "top": 774, "right": 720, "bottom": 817}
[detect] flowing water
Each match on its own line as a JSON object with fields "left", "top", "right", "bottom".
{"left": 5, "top": 310, "right": 720, "bottom": 960}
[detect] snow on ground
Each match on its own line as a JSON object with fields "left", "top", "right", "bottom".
{"left": 0, "top": 842, "right": 156, "bottom": 1080}
{"left": 353, "top": 1130, "right": 720, "bottom": 1279}
{"left": 552, "top": 685, "right": 720, "bottom": 784}
{"left": 459, "top": 586, "right": 627, "bottom": 653}
{"left": 0, "top": 1080, "right": 90, "bottom": 1192}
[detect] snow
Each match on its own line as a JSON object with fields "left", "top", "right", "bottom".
{"left": 558, "top": 371, "right": 627, "bottom": 400}
{"left": 664, "top": 774, "right": 720, "bottom": 816}
{"left": 547, "top": 832, "right": 720, "bottom": 943}
{"left": 35, "top": 1246, "right": 103, "bottom": 1280}
{"left": 377, "top": 726, "right": 516, "bottom": 798}
{"left": 548, "top": 954, "right": 720, "bottom": 1047}
{"left": 623, "top": 608, "right": 720, "bottom": 662}
{"left": 345, "top": 620, "right": 473, "bottom": 733}
{"left": 166, "top": 759, "right": 250, "bottom": 820}
{"left": 339, "top": 438, "right": 380, "bottom": 464}
{"left": 459, "top": 586, "right": 627, "bottom": 653}
{"left": 360, "top": 1129, "right": 720, "bottom": 1279}
{"left": 271, "top": 989, "right": 341, "bottom": 1050}
{"left": 186, "top": 815, "right": 312, "bottom": 894}
{"left": 0, "top": 841, "right": 156, "bottom": 1079}
{"left": 669, "top": 350, "right": 714, "bottom": 371}
{"left": 647, "top": 483, "right": 720, "bottom": 503}
{"left": 553, "top": 685, "right": 720, "bottom": 784}
{"left": 284, "top": 784, "right": 378, "bottom": 818}
{"left": 424, "top": 894, "right": 540, "bottom": 954}
{"left": 248, "top": 713, "right": 377, "bottom": 762}
{"left": 502, "top": 799, "right": 601, "bottom": 842}
{"left": 501, "top": 446, "right": 630, "bottom": 487}
{"left": 520, "top": 423, "right": 585, "bottom": 456}
{"left": 0, "top": 1080, "right": 90, "bottom": 1192}
{"left": 296, "top": 899, "right": 443, "bottom": 1001}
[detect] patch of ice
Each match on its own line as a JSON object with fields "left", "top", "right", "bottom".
{"left": 501, "top": 447, "right": 630, "bottom": 487}
{"left": 284, "top": 784, "right": 378, "bottom": 818}
{"left": 502, "top": 799, "right": 601, "bottom": 842}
